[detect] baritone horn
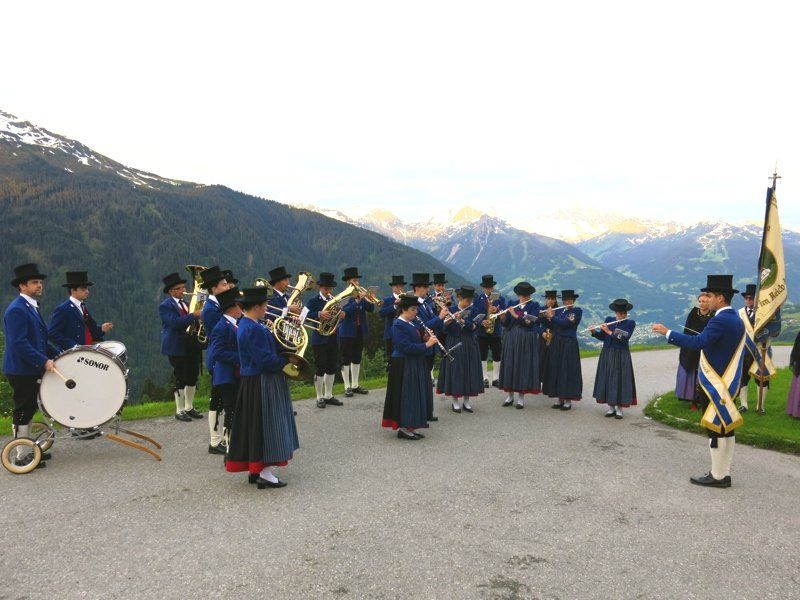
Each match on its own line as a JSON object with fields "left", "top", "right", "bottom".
{"left": 184, "top": 264, "right": 209, "bottom": 346}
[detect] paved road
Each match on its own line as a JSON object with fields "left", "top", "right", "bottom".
{"left": 2, "top": 348, "right": 798, "bottom": 600}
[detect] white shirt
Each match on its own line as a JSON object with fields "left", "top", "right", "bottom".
{"left": 173, "top": 296, "right": 188, "bottom": 312}
{"left": 20, "top": 293, "right": 39, "bottom": 309}
{"left": 207, "top": 295, "right": 219, "bottom": 305}
{"left": 69, "top": 296, "right": 84, "bottom": 312}
{"left": 224, "top": 314, "right": 238, "bottom": 327}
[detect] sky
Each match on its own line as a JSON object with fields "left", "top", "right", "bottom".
{"left": 2, "top": 1, "right": 799, "bottom": 228}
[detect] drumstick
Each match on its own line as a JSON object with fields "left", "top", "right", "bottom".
{"left": 52, "top": 367, "right": 77, "bottom": 389}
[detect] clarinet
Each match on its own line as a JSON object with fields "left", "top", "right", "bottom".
{"left": 415, "top": 316, "right": 456, "bottom": 362}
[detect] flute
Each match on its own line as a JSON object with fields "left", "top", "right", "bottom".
{"left": 580, "top": 318, "right": 627, "bottom": 334}
{"left": 415, "top": 317, "right": 456, "bottom": 362}
{"left": 539, "top": 305, "right": 572, "bottom": 315}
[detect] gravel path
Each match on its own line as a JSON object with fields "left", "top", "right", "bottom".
{"left": 2, "top": 348, "right": 798, "bottom": 600}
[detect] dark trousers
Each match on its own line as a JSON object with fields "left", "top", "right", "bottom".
{"left": 313, "top": 342, "right": 338, "bottom": 376}
{"left": 218, "top": 382, "right": 238, "bottom": 429}
{"left": 168, "top": 351, "right": 201, "bottom": 389}
{"left": 478, "top": 336, "right": 502, "bottom": 361}
{"left": 340, "top": 336, "right": 365, "bottom": 366}
{"left": 7, "top": 374, "right": 40, "bottom": 427}
{"left": 210, "top": 386, "right": 223, "bottom": 412}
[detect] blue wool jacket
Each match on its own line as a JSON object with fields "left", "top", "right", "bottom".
{"left": 201, "top": 299, "right": 224, "bottom": 340}
{"left": 475, "top": 292, "right": 507, "bottom": 338}
{"left": 48, "top": 298, "right": 105, "bottom": 351}
{"left": 338, "top": 298, "right": 374, "bottom": 339}
{"left": 207, "top": 317, "right": 240, "bottom": 386}
{"left": 237, "top": 316, "right": 288, "bottom": 377}
{"left": 3, "top": 296, "right": 57, "bottom": 376}
{"left": 391, "top": 318, "right": 428, "bottom": 357}
{"left": 159, "top": 297, "right": 197, "bottom": 356}
{"left": 591, "top": 317, "right": 636, "bottom": 349}
{"left": 502, "top": 299, "right": 541, "bottom": 333}
{"left": 379, "top": 294, "right": 399, "bottom": 340}
{"left": 305, "top": 293, "right": 337, "bottom": 346}
{"left": 667, "top": 306, "right": 745, "bottom": 375}
{"left": 552, "top": 306, "right": 582, "bottom": 338}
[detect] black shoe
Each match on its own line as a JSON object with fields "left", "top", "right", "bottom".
{"left": 316, "top": 399, "right": 327, "bottom": 409}
{"left": 484, "top": 379, "right": 489, "bottom": 388}
{"left": 491, "top": 379, "right": 500, "bottom": 388}
{"left": 397, "top": 430, "right": 418, "bottom": 440}
{"left": 551, "top": 403, "right": 564, "bottom": 409}
{"left": 690, "top": 473, "right": 731, "bottom": 488}
{"left": 503, "top": 398, "right": 513, "bottom": 407}
{"left": 614, "top": 413, "right": 623, "bottom": 420}
{"left": 257, "top": 477, "right": 287, "bottom": 489}
{"left": 325, "top": 397, "right": 344, "bottom": 406}
{"left": 413, "top": 431, "right": 425, "bottom": 439}
{"left": 515, "top": 402, "right": 524, "bottom": 409}
{"left": 41, "top": 453, "right": 52, "bottom": 461}
{"left": 451, "top": 404, "right": 462, "bottom": 413}
{"left": 560, "top": 404, "right": 572, "bottom": 411}
{"left": 293, "top": 411, "right": 297, "bottom": 416}
{"left": 345, "top": 388, "right": 354, "bottom": 398}
{"left": 429, "top": 416, "right": 438, "bottom": 422}
{"left": 248, "top": 474, "right": 259, "bottom": 484}
{"left": 185, "top": 408, "right": 203, "bottom": 419}
{"left": 208, "top": 444, "right": 226, "bottom": 455}
{"left": 739, "top": 405, "right": 748, "bottom": 413}
{"left": 463, "top": 405, "right": 474, "bottom": 413}
{"left": 352, "top": 386, "right": 369, "bottom": 395}
{"left": 175, "top": 412, "right": 192, "bottom": 422}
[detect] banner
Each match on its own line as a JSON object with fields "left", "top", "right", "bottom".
{"left": 753, "top": 186, "right": 787, "bottom": 337}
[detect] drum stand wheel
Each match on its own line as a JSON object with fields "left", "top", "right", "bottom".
{"left": 30, "top": 422, "right": 56, "bottom": 453}
{"left": 1, "top": 438, "right": 43, "bottom": 474}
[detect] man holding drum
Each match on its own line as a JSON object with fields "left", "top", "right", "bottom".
{"left": 3, "top": 264, "right": 57, "bottom": 467}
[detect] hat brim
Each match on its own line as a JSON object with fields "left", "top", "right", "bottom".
{"left": 561, "top": 294, "right": 579, "bottom": 299}
{"left": 318, "top": 281, "right": 338, "bottom": 288}
{"left": 269, "top": 275, "right": 292, "bottom": 285}
{"left": 163, "top": 278, "right": 188, "bottom": 294}
{"left": 701, "top": 287, "right": 739, "bottom": 295}
{"left": 62, "top": 281, "right": 94, "bottom": 288}
{"left": 513, "top": 286, "right": 536, "bottom": 296}
{"left": 342, "top": 274, "right": 361, "bottom": 281}
{"left": 481, "top": 282, "right": 497, "bottom": 288}
{"left": 609, "top": 303, "right": 633, "bottom": 312}
{"left": 11, "top": 273, "right": 47, "bottom": 287}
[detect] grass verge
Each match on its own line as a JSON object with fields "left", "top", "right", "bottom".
{"left": 644, "top": 367, "right": 800, "bottom": 455}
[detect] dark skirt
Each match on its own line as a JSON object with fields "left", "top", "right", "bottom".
{"left": 593, "top": 346, "right": 637, "bottom": 407}
{"left": 226, "top": 373, "right": 299, "bottom": 475}
{"left": 436, "top": 333, "right": 484, "bottom": 398}
{"left": 498, "top": 327, "right": 540, "bottom": 394}
{"left": 539, "top": 334, "right": 552, "bottom": 387}
{"left": 544, "top": 335, "right": 582, "bottom": 400}
{"left": 382, "top": 356, "right": 431, "bottom": 429}
{"left": 675, "top": 364, "right": 698, "bottom": 401}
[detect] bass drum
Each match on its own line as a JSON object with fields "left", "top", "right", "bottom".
{"left": 97, "top": 340, "right": 127, "bottom": 363}
{"left": 39, "top": 345, "right": 128, "bottom": 429}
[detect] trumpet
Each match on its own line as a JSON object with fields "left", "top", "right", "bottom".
{"left": 355, "top": 284, "right": 382, "bottom": 306}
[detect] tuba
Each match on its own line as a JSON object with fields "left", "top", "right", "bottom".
{"left": 263, "top": 272, "right": 316, "bottom": 380}
{"left": 184, "top": 265, "right": 209, "bottom": 347}
{"left": 318, "top": 284, "right": 361, "bottom": 336}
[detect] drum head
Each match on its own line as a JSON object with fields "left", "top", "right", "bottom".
{"left": 40, "top": 346, "right": 127, "bottom": 429}
{"left": 97, "top": 341, "right": 127, "bottom": 362}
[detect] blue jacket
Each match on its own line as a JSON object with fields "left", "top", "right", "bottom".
{"left": 207, "top": 317, "right": 239, "bottom": 386}
{"left": 501, "top": 299, "right": 541, "bottom": 333}
{"left": 379, "top": 294, "right": 399, "bottom": 340}
{"left": 442, "top": 304, "right": 480, "bottom": 337}
{"left": 48, "top": 298, "right": 105, "bottom": 351}
{"left": 159, "top": 297, "right": 197, "bottom": 356}
{"left": 201, "top": 299, "right": 224, "bottom": 340}
{"left": 391, "top": 318, "right": 428, "bottom": 358}
{"left": 551, "top": 306, "right": 582, "bottom": 339}
{"left": 338, "top": 297, "right": 374, "bottom": 339}
{"left": 3, "top": 296, "right": 57, "bottom": 376}
{"left": 414, "top": 297, "right": 444, "bottom": 356}
{"left": 475, "top": 292, "right": 507, "bottom": 338}
{"left": 591, "top": 317, "right": 636, "bottom": 349}
{"left": 266, "top": 290, "right": 289, "bottom": 323}
{"left": 305, "top": 293, "right": 337, "bottom": 346}
{"left": 667, "top": 307, "right": 745, "bottom": 375}
{"left": 237, "top": 316, "right": 287, "bottom": 376}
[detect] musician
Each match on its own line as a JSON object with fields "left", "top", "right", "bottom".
{"left": 497, "top": 282, "right": 541, "bottom": 409}
{"left": 221, "top": 269, "right": 238, "bottom": 285}
{"left": 737, "top": 284, "right": 767, "bottom": 413}
{"left": 380, "top": 275, "right": 407, "bottom": 371}
{"left": 206, "top": 286, "right": 242, "bottom": 454}
{"left": 591, "top": 299, "right": 637, "bottom": 419}
{"left": 338, "top": 266, "right": 374, "bottom": 398}
{"left": 305, "top": 272, "right": 341, "bottom": 408}
{"left": 3, "top": 264, "right": 57, "bottom": 468}
{"left": 159, "top": 272, "right": 203, "bottom": 422}
{"left": 432, "top": 273, "right": 448, "bottom": 298}
{"left": 382, "top": 294, "right": 439, "bottom": 440}
{"left": 436, "top": 286, "right": 483, "bottom": 413}
{"left": 539, "top": 290, "right": 558, "bottom": 395}
{"left": 48, "top": 271, "right": 113, "bottom": 352}
{"left": 476, "top": 275, "right": 506, "bottom": 388}
{"left": 411, "top": 272, "right": 449, "bottom": 421}
{"left": 200, "top": 265, "right": 230, "bottom": 336}
{"left": 653, "top": 275, "right": 745, "bottom": 488}
{"left": 266, "top": 266, "right": 301, "bottom": 322}
{"left": 674, "top": 294, "right": 714, "bottom": 410}
{"left": 226, "top": 287, "right": 299, "bottom": 489}
{"left": 544, "top": 290, "right": 583, "bottom": 410}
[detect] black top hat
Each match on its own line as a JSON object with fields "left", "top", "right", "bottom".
{"left": 480, "top": 274, "right": 497, "bottom": 288}
{"left": 609, "top": 298, "right": 633, "bottom": 312}
{"left": 560, "top": 289, "right": 579, "bottom": 299}
{"left": 397, "top": 293, "right": 420, "bottom": 311}
{"left": 457, "top": 285, "right": 476, "bottom": 298}
{"left": 200, "top": 266, "right": 226, "bottom": 289}
{"left": 701, "top": 275, "right": 738, "bottom": 295}
{"left": 162, "top": 272, "right": 187, "bottom": 294}
{"left": 317, "top": 272, "right": 338, "bottom": 288}
{"left": 741, "top": 284, "right": 757, "bottom": 298}
{"left": 217, "top": 286, "right": 243, "bottom": 311}
{"left": 433, "top": 273, "right": 448, "bottom": 285}
{"left": 389, "top": 275, "right": 407, "bottom": 287}
{"left": 513, "top": 282, "right": 536, "bottom": 297}
{"left": 342, "top": 266, "right": 362, "bottom": 281}
{"left": 62, "top": 271, "right": 93, "bottom": 288}
{"left": 543, "top": 290, "right": 558, "bottom": 299}
{"left": 411, "top": 272, "right": 432, "bottom": 287}
{"left": 239, "top": 286, "right": 270, "bottom": 305}
{"left": 268, "top": 266, "right": 292, "bottom": 284}
{"left": 11, "top": 263, "right": 47, "bottom": 287}
{"left": 221, "top": 269, "right": 238, "bottom": 285}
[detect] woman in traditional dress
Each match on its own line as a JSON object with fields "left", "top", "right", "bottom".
{"left": 436, "top": 285, "right": 484, "bottom": 413}
{"left": 498, "top": 282, "right": 541, "bottom": 409}
{"left": 226, "top": 287, "right": 299, "bottom": 489}
{"left": 786, "top": 331, "right": 800, "bottom": 419}
{"left": 539, "top": 290, "right": 558, "bottom": 395}
{"left": 545, "top": 290, "right": 583, "bottom": 410}
{"left": 675, "top": 293, "right": 714, "bottom": 410}
{"left": 382, "top": 294, "right": 439, "bottom": 440}
{"left": 591, "top": 299, "right": 637, "bottom": 419}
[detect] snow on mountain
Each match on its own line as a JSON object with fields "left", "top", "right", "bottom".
{"left": 0, "top": 109, "right": 188, "bottom": 189}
